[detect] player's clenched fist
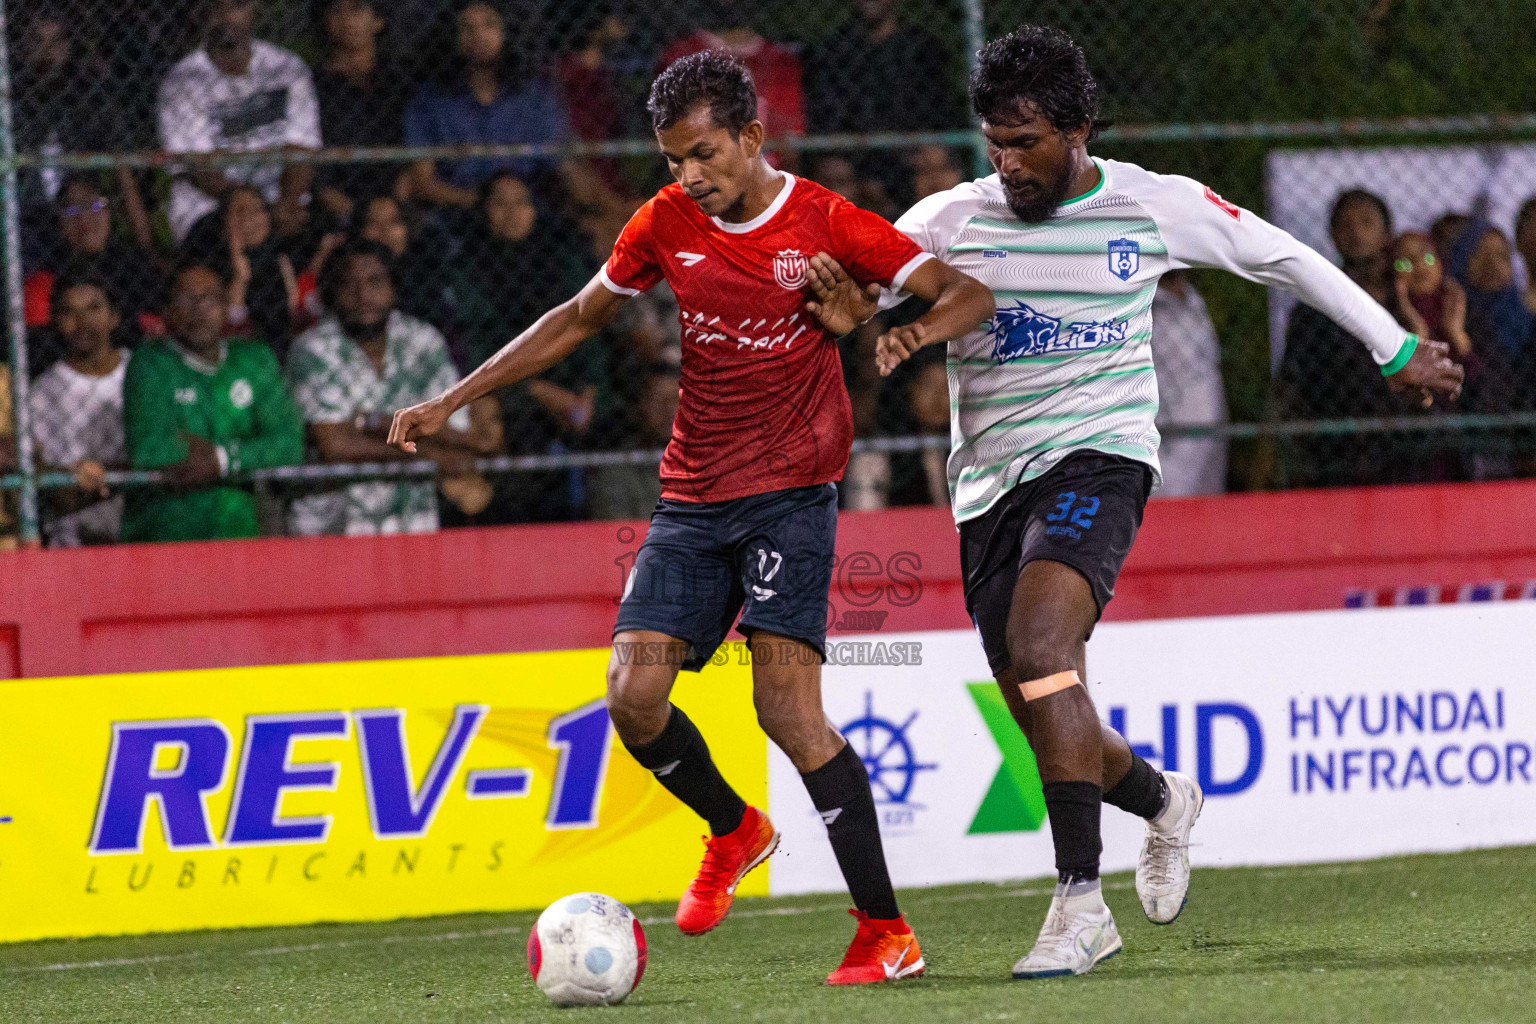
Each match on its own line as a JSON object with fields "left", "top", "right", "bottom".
{"left": 1386, "top": 337, "right": 1465, "bottom": 407}
{"left": 388, "top": 398, "right": 452, "bottom": 453}
{"left": 875, "top": 323, "right": 928, "bottom": 376}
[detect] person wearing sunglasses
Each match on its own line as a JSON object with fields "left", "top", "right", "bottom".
{"left": 22, "top": 175, "right": 165, "bottom": 375}
{"left": 1392, "top": 231, "right": 1471, "bottom": 362}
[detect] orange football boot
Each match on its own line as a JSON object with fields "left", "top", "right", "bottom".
{"left": 674, "top": 805, "right": 779, "bottom": 935}
{"left": 825, "top": 910, "right": 926, "bottom": 985}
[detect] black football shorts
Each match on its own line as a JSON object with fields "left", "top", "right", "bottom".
{"left": 960, "top": 450, "right": 1153, "bottom": 675}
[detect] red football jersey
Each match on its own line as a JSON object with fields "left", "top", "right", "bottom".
{"left": 602, "top": 174, "right": 930, "bottom": 502}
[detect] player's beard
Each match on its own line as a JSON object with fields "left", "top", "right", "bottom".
{"left": 1002, "top": 158, "right": 1075, "bottom": 224}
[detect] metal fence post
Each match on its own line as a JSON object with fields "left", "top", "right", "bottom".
{"left": 961, "top": 0, "right": 990, "bottom": 179}
{"left": 0, "top": 0, "right": 38, "bottom": 546}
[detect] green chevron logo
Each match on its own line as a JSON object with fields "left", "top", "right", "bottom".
{"left": 965, "top": 682, "right": 1047, "bottom": 834}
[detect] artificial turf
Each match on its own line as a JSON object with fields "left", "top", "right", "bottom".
{"left": 3, "top": 846, "right": 1532, "bottom": 1023}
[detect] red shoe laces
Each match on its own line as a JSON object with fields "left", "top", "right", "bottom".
{"left": 691, "top": 833, "right": 741, "bottom": 891}
{"left": 838, "top": 910, "right": 886, "bottom": 966}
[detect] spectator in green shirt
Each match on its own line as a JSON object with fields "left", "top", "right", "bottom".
{"left": 122, "top": 263, "right": 303, "bottom": 542}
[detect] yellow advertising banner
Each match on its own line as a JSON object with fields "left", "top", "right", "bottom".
{"left": 0, "top": 647, "right": 765, "bottom": 943}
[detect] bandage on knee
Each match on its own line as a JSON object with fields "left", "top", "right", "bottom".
{"left": 1019, "top": 670, "right": 1082, "bottom": 702}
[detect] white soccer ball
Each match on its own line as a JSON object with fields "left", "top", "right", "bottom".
{"left": 527, "top": 892, "right": 647, "bottom": 1006}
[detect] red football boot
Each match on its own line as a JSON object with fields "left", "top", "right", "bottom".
{"left": 674, "top": 805, "right": 779, "bottom": 936}
{"left": 825, "top": 910, "right": 925, "bottom": 985}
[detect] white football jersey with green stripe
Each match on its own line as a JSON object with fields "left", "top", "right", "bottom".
{"left": 891, "top": 157, "right": 1412, "bottom": 524}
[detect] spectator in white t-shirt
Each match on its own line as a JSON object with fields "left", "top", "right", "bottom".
{"left": 29, "top": 272, "right": 130, "bottom": 546}
{"left": 157, "top": 0, "right": 321, "bottom": 242}
{"left": 1150, "top": 271, "right": 1229, "bottom": 496}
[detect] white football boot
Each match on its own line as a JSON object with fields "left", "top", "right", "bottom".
{"left": 1011, "top": 882, "right": 1122, "bottom": 979}
{"left": 1136, "top": 770, "right": 1203, "bottom": 924}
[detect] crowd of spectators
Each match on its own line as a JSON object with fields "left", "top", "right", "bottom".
{"left": 3, "top": 0, "right": 973, "bottom": 547}
{"left": 1276, "top": 189, "right": 1536, "bottom": 488}
{"left": 5, "top": 0, "right": 1535, "bottom": 549}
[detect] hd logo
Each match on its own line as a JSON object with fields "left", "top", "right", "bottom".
{"left": 965, "top": 685, "right": 1266, "bottom": 834}
{"left": 88, "top": 701, "right": 613, "bottom": 854}
{"left": 966, "top": 683, "right": 1046, "bottom": 833}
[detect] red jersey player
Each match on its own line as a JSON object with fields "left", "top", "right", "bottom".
{"left": 390, "top": 51, "right": 993, "bottom": 985}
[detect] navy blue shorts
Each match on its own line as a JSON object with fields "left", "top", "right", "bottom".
{"left": 613, "top": 483, "right": 838, "bottom": 672}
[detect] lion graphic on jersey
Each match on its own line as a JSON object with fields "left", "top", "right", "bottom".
{"left": 988, "top": 301, "right": 1063, "bottom": 363}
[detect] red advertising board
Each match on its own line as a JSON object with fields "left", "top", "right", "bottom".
{"left": 3, "top": 479, "right": 1535, "bottom": 679}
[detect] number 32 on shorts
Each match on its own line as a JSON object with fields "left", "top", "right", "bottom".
{"left": 1046, "top": 491, "right": 1099, "bottom": 531}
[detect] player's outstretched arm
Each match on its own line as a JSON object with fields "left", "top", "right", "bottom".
{"left": 806, "top": 253, "right": 993, "bottom": 375}
{"left": 1246, "top": 232, "right": 1463, "bottom": 405}
{"left": 388, "top": 274, "right": 626, "bottom": 453}
{"left": 1150, "top": 176, "right": 1462, "bottom": 403}
{"left": 807, "top": 254, "right": 993, "bottom": 376}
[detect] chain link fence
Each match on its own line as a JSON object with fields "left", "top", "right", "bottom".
{"left": 4, "top": 0, "right": 1536, "bottom": 546}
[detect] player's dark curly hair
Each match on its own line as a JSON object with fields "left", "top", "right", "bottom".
{"left": 970, "top": 25, "right": 1110, "bottom": 141}
{"left": 647, "top": 50, "right": 759, "bottom": 136}
{"left": 317, "top": 237, "right": 400, "bottom": 312}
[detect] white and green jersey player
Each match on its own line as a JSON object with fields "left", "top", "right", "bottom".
{"left": 891, "top": 156, "right": 1420, "bottom": 523}
{"left": 828, "top": 25, "right": 1468, "bottom": 985}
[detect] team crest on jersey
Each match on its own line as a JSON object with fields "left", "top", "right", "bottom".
{"left": 773, "top": 249, "right": 809, "bottom": 290}
{"left": 1107, "top": 238, "right": 1140, "bottom": 281}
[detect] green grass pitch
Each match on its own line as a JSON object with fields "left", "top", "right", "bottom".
{"left": 4, "top": 846, "right": 1532, "bottom": 1023}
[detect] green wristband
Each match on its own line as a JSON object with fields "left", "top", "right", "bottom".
{"left": 1380, "top": 334, "right": 1418, "bottom": 377}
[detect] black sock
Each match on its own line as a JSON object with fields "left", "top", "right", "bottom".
{"left": 1042, "top": 781, "right": 1102, "bottom": 884}
{"left": 800, "top": 743, "right": 900, "bottom": 920}
{"left": 1103, "top": 754, "right": 1169, "bottom": 820}
{"left": 622, "top": 705, "right": 746, "bottom": 836}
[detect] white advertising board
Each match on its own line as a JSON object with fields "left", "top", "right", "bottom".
{"left": 769, "top": 602, "right": 1536, "bottom": 895}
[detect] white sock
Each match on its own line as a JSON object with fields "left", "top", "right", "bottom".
{"left": 1056, "top": 877, "right": 1106, "bottom": 908}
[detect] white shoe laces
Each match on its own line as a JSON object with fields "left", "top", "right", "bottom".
{"left": 1142, "top": 830, "right": 1187, "bottom": 889}
{"left": 1028, "top": 898, "right": 1084, "bottom": 963}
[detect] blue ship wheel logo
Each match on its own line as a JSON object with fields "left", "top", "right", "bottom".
{"left": 840, "top": 691, "right": 938, "bottom": 805}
